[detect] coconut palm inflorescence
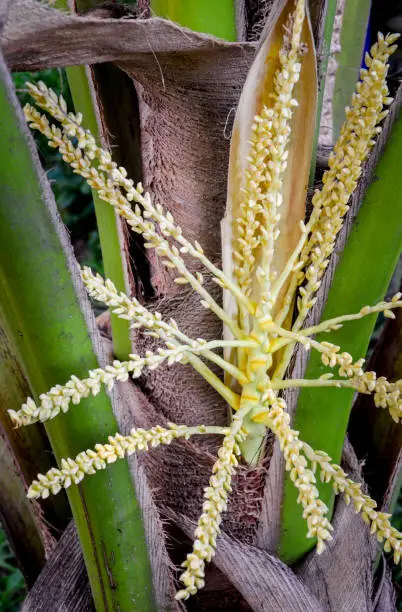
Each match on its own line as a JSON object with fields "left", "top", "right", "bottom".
{"left": 12, "top": 0, "right": 402, "bottom": 600}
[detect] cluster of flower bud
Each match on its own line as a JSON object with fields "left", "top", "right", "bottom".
{"left": 319, "top": 341, "right": 402, "bottom": 422}
{"left": 82, "top": 266, "right": 178, "bottom": 341}
{"left": 294, "top": 33, "right": 398, "bottom": 329}
{"left": 176, "top": 417, "right": 245, "bottom": 600}
{"left": 82, "top": 265, "right": 250, "bottom": 386}
{"left": 24, "top": 103, "right": 242, "bottom": 338}
{"left": 27, "top": 424, "right": 226, "bottom": 499}
{"left": 303, "top": 443, "right": 401, "bottom": 563}
{"left": 262, "top": 392, "right": 333, "bottom": 552}
{"left": 26, "top": 82, "right": 94, "bottom": 149}
{"left": 28, "top": 82, "right": 252, "bottom": 310}
{"left": 233, "top": 1, "right": 304, "bottom": 304}
{"left": 9, "top": 359, "right": 141, "bottom": 427}
{"left": 8, "top": 344, "right": 207, "bottom": 427}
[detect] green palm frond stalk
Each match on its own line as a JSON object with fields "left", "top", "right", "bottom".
{"left": 150, "top": 0, "right": 237, "bottom": 40}
{"left": 54, "top": 0, "right": 133, "bottom": 360}
{"left": 64, "top": 66, "right": 132, "bottom": 360}
{"left": 309, "top": 0, "right": 338, "bottom": 183}
{"left": 0, "top": 53, "right": 155, "bottom": 611}
{"left": 333, "top": 0, "right": 372, "bottom": 140}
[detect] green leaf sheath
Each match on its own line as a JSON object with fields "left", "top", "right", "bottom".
{"left": 0, "top": 426, "right": 46, "bottom": 585}
{"left": 0, "top": 54, "right": 155, "bottom": 611}
{"left": 150, "top": 0, "right": 237, "bottom": 40}
{"left": 279, "top": 105, "right": 402, "bottom": 563}
{"left": 55, "top": 0, "right": 133, "bottom": 361}
{"left": 62, "top": 64, "right": 132, "bottom": 360}
{"left": 0, "top": 304, "right": 66, "bottom": 584}
{"left": 333, "top": 0, "right": 372, "bottom": 140}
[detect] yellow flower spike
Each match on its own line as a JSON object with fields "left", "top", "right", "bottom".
{"left": 27, "top": 424, "right": 230, "bottom": 500}
{"left": 24, "top": 101, "right": 248, "bottom": 342}
{"left": 224, "top": 0, "right": 316, "bottom": 311}
{"left": 8, "top": 338, "right": 248, "bottom": 427}
{"left": 222, "top": 0, "right": 317, "bottom": 380}
{"left": 278, "top": 32, "right": 399, "bottom": 338}
{"left": 258, "top": 396, "right": 333, "bottom": 550}
{"left": 82, "top": 265, "right": 251, "bottom": 391}
{"left": 176, "top": 416, "right": 246, "bottom": 601}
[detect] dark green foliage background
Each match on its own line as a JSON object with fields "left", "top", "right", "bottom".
{"left": 0, "top": 530, "right": 24, "bottom": 612}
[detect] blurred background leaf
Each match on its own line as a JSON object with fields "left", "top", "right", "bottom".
{"left": 0, "top": 528, "right": 25, "bottom": 612}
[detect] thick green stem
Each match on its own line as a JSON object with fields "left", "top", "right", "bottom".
{"left": 333, "top": 0, "right": 371, "bottom": 140}
{"left": 0, "top": 54, "right": 155, "bottom": 611}
{"left": 55, "top": 0, "right": 132, "bottom": 360}
{"left": 150, "top": 0, "right": 237, "bottom": 40}
{"left": 279, "top": 104, "right": 402, "bottom": 563}
{"left": 64, "top": 66, "right": 132, "bottom": 360}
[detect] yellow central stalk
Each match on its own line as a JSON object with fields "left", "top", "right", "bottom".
{"left": 238, "top": 322, "right": 273, "bottom": 463}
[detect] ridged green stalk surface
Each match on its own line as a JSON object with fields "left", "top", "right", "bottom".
{"left": 151, "top": 0, "right": 237, "bottom": 40}
{"left": 279, "top": 110, "right": 402, "bottom": 563}
{"left": 0, "top": 54, "right": 155, "bottom": 611}
{"left": 333, "top": 0, "right": 371, "bottom": 139}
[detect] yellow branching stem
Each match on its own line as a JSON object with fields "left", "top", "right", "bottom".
{"left": 318, "top": 341, "right": 402, "bottom": 423}
{"left": 176, "top": 413, "right": 246, "bottom": 600}
{"left": 232, "top": 0, "right": 306, "bottom": 346}
{"left": 255, "top": 393, "right": 333, "bottom": 552}
{"left": 17, "top": 4, "right": 402, "bottom": 600}
{"left": 302, "top": 442, "right": 402, "bottom": 562}
{"left": 28, "top": 423, "right": 229, "bottom": 499}
{"left": 232, "top": 0, "right": 310, "bottom": 463}
{"left": 300, "top": 292, "right": 402, "bottom": 336}
{"left": 268, "top": 293, "right": 402, "bottom": 350}
{"left": 272, "top": 375, "right": 402, "bottom": 424}
{"left": 9, "top": 337, "right": 248, "bottom": 428}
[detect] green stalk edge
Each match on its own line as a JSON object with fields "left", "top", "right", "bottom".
{"left": 56, "top": 0, "right": 132, "bottom": 361}
{"left": 65, "top": 66, "right": 132, "bottom": 360}
{"left": 332, "top": 0, "right": 371, "bottom": 140}
{"left": 0, "top": 54, "right": 155, "bottom": 611}
{"left": 150, "top": 0, "right": 237, "bottom": 40}
{"left": 279, "top": 108, "right": 402, "bottom": 563}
